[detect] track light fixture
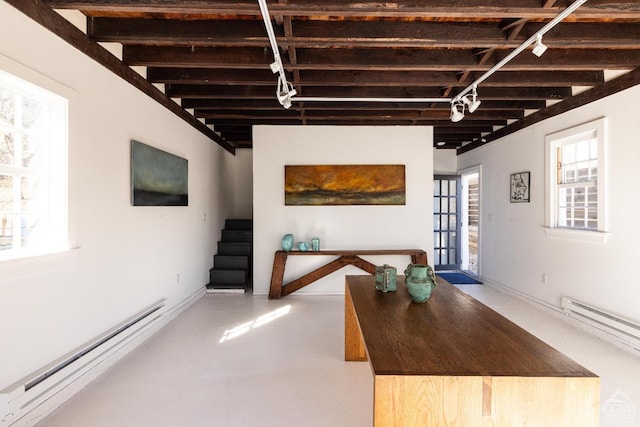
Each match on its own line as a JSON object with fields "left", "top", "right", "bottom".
{"left": 450, "top": 85, "right": 481, "bottom": 122}
{"left": 450, "top": 101, "right": 465, "bottom": 123}
{"left": 461, "top": 86, "right": 481, "bottom": 114}
{"left": 532, "top": 34, "right": 548, "bottom": 57}
{"left": 276, "top": 76, "right": 297, "bottom": 109}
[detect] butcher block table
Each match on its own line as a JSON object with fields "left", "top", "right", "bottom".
{"left": 344, "top": 275, "right": 600, "bottom": 426}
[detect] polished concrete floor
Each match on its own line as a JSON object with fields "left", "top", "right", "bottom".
{"left": 39, "top": 284, "right": 640, "bottom": 427}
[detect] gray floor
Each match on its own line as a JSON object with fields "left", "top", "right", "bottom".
{"left": 38, "top": 284, "right": 640, "bottom": 427}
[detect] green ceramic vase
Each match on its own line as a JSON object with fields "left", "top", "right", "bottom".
{"left": 404, "top": 264, "right": 437, "bottom": 303}
{"left": 281, "top": 234, "right": 294, "bottom": 252}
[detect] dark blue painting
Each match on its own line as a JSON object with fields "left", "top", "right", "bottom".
{"left": 131, "top": 140, "right": 188, "bottom": 206}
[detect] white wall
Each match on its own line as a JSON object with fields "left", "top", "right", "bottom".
{"left": 458, "top": 84, "right": 640, "bottom": 323}
{"left": 433, "top": 148, "right": 458, "bottom": 174}
{"left": 0, "top": 3, "right": 236, "bottom": 389}
{"left": 253, "top": 126, "right": 433, "bottom": 295}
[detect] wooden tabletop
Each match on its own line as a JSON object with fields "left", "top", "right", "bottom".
{"left": 346, "top": 275, "right": 598, "bottom": 378}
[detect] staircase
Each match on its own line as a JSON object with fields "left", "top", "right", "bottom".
{"left": 207, "top": 219, "right": 252, "bottom": 293}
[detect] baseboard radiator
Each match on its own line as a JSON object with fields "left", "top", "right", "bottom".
{"left": 1, "top": 300, "right": 167, "bottom": 427}
{"left": 561, "top": 296, "right": 640, "bottom": 350}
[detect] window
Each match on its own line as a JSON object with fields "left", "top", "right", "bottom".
{"left": 545, "top": 118, "right": 607, "bottom": 241}
{"left": 0, "top": 69, "right": 68, "bottom": 258}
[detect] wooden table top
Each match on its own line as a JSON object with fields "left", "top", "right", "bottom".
{"left": 346, "top": 275, "right": 598, "bottom": 378}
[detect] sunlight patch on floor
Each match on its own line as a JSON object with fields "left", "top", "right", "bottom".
{"left": 219, "top": 304, "right": 292, "bottom": 343}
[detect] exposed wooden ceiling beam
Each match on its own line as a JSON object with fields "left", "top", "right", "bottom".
{"left": 90, "top": 18, "right": 640, "bottom": 50}
{"left": 207, "top": 118, "right": 509, "bottom": 126}
{"left": 149, "top": 68, "right": 604, "bottom": 87}
{"left": 44, "top": 0, "right": 640, "bottom": 19}
{"left": 124, "top": 46, "right": 640, "bottom": 71}
{"left": 194, "top": 109, "right": 525, "bottom": 120}
{"left": 183, "top": 99, "right": 546, "bottom": 110}
{"left": 167, "top": 84, "right": 572, "bottom": 99}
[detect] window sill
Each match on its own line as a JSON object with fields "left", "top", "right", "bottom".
{"left": 543, "top": 227, "right": 609, "bottom": 244}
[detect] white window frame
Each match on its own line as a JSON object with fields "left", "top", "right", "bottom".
{"left": 0, "top": 67, "right": 69, "bottom": 260}
{"left": 544, "top": 118, "right": 608, "bottom": 243}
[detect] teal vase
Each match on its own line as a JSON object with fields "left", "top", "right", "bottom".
{"left": 282, "top": 234, "right": 294, "bottom": 252}
{"left": 404, "top": 264, "right": 437, "bottom": 303}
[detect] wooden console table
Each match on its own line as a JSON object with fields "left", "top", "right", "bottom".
{"left": 268, "top": 249, "right": 427, "bottom": 299}
{"left": 345, "top": 275, "right": 600, "bottom": 426}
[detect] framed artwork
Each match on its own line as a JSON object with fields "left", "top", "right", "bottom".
{"left": 131, "top": 140, "right": 188, "bottom": 206}
{"left": 285, "top": 164, "right": 406, "bottom": 206}
{"left": 510, "top": 171, "right": 530, "bottom": 203}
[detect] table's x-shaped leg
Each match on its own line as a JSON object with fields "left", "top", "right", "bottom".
{"left": 270, "top": 254, "right": 377, "bottom": 299}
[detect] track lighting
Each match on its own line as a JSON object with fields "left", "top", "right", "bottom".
{"left": 276, "top": 76, "right": 297, "bottom": 109}
{"left": 466, "top": 96, "right": 481, "bottom": 113}
{"left": 450, "top": 86, "right": 480, "bottom": 122}
{"left": 257, "top": 0, "right": 584, "bottom": 112}
{"left": 450, "top": 101, "right": 465, "bottom": 123}
{"left": 461, "top": 86, "right": 481, "bottom": 113}
{"left": 532, "top": 34, "right": 548, "bottom": 57}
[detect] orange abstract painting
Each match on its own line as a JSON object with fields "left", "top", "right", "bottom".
{"left": 285, "top": 165, "right": 405, "bottom": 205}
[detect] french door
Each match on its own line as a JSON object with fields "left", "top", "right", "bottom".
{"left": 433, "top": 176, "right": 460, "bottom": 271}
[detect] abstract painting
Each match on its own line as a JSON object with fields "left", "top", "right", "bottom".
{"left": 131, "top": 140, "right": 188, "bottom": 206}
{"left": 285, "top": 164, "right": 405, "bottom": 206}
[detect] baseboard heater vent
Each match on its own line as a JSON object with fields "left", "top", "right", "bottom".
{"left": 561, "top": 296, "right": 640, "bottom": 349}
{"left": 1, "top": 299, "right": 167, "bottom": 427}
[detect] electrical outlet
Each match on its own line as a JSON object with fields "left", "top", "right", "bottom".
{"left": 541, "top": 273, "right": 547, "bottom": 285}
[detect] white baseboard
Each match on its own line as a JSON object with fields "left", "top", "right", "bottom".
{"left": 165, "top": 287, "right": 206, "bottom": 323}
{"left": 1, "top": 286, "right": 205, "bottom": 427}
{"left": 479, "top": 277, "right": 640, "bottom": 356}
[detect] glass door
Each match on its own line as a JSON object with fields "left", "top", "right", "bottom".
{"left": 433, "top": 176, "right": 460, "bottom": 271}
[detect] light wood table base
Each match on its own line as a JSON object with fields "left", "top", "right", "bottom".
{"left": 345, "top": 276, "right": 600, "bottom": 427}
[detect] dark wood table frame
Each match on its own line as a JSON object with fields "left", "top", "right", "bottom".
{"left": 268, "top": 249, "right": 427, "bottom": 299}
{"left": 345, "top": 275, "right": 600, "bottom": 426}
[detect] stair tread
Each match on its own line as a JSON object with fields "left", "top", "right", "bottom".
{"left": 210, "top": 270, "right": 247, "bottom": 286}
{"left": 207, "top": 283, "right": 246, "bottom": 289}
{"left": 221, "top": 229, "right": 252, "bottom": 242}
{"left": 210, "top": 269, "right": 247, "bottom": 275}
{"left": 224, "top": 219, "right": 253, "bottom": 230}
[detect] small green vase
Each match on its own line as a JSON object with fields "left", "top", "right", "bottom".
{"left": 404, "top": 264, "right": 437, "bottom": 303}
{"left": 281, "top": 234, "right": 294, "bottom": 252}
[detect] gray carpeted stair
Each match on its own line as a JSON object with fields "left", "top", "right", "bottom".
{"left": 207, "top": 219, "right": 252, "bottom": 293}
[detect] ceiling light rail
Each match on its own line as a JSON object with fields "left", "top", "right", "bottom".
{"left": 257, "top": 0, "right": 588, "bottom": 122}
{"left": 257, "top": 0, "right": 296, "bottom": 108}
{"left": 451, "top": 0, "right": 588, "bottom": 104}
{"left": 292, "top": 97, "right": 452, "bottom": 103}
